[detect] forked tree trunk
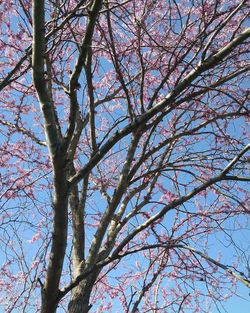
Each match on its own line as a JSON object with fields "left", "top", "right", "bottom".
{"left": 67, "top": 266, "right": 102, "bottom": 313}
{"left": 68, "top": 280, "right": 93, "bottom": 313}
{"left": 41, "top": 293, "right": 58, "bottom": 313}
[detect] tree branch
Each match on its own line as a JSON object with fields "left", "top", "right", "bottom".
{"left": 69, "top": 28, "right": 250, "bottom": 185}
{"left": 63, "top": 0, "right": 103, "bottom": 152}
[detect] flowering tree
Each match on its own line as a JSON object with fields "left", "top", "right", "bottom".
{"left": 0, "top": 0, "right": 250, "bottom": 312}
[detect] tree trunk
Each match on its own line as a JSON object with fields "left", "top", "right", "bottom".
{"left": 41, "top": 291, "right": 59, "bottom": 313}
{"left": 68, "top": 280, "right": 93, "bottom": 313}
{"left": 40, "top": 176, "right": 69, "bottom": 313}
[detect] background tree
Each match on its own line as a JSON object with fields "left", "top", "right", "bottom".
{"left": 0, "top": 0, "right": 250, "bottom": 312}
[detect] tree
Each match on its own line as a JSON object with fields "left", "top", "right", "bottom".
{"left": 0, "top": 0, "right": 249, "bottom": 312}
